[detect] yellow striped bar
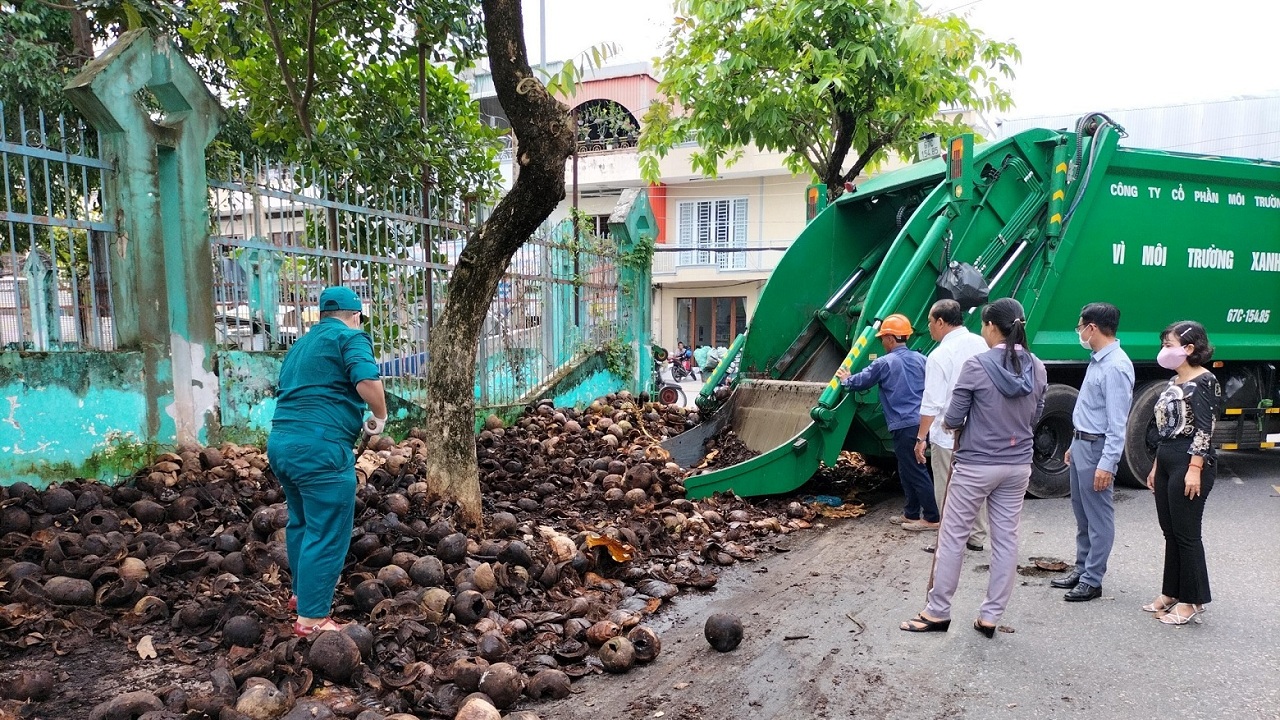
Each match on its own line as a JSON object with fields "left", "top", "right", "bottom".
{"left": 1262, "top": 442, "right": 1276, "bottom": 449}
{"left": 1221, "top": 443, "right": 1238, "bottom": 450}
{"left": 1225, "top": 408, "right": 1243, "bottom": 415}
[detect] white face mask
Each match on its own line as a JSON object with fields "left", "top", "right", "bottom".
{"left": 1077, "top": 325, "right": 1093, "bottom": 350}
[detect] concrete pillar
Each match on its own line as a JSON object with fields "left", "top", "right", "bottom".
{"left": 65, "top": 31, "right": 224, "bottom": 446}
{"left": 608, "top": 188, "right": 656, "bottom": 394}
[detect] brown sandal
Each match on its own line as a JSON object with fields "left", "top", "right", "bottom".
{"left": 293, "top": 617, "right": 347, "bottom": 637}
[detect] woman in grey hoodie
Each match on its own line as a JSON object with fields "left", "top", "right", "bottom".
{"left": 900, "top": 298, "right": 1047, "bottom": 638}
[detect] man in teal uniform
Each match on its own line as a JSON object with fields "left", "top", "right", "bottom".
{"left": 267, "top": 286, "right": 387, "bottom": 636}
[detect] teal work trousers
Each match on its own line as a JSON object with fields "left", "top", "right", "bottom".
{"left": 266, "top": 431, "right": 356, "bottom": 619}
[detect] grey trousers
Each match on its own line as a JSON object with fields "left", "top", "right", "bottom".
{"left": 1069, "top": 436, "right": 1115, "bottom": 587}
{"left": 931, "top": 446, "right": 988, "bottom": 545}
{"left": 925, "top": 461, "right": 1031, "bottom": 623}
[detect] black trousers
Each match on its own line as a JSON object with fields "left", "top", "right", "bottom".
{"left": 1153, "top": 441, "right": 1215, "bottom": 604}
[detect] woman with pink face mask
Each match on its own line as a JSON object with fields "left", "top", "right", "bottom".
{"left": 1144, "top": 320, "right": 1222, "bottom": 626}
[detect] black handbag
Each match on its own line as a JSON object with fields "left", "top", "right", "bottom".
{"left": 935, "top": 234, "right": 989, "bottom": 309}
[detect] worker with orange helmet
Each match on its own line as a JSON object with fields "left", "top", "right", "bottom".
{"left": 836, "top": 313, "right": 937, "bottom": 530}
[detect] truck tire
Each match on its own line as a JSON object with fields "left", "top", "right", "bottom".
{"left": 1029, "top": 384, "right": 1077, "bottom": 498}
{"left": 1118, "top": 380, "right": 1166, "bottom": 487}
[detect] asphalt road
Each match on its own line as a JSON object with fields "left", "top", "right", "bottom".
{"left": 540, "top": 451, "right": 1280, "bottom": 720}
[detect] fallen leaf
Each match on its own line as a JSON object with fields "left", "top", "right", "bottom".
{"left": 1032, "top": 557, "right": 1069, "bottom": 572}
{"left": 673, "top": 682, "right": 691, "bottom": 690}
{"left": 585, "top": 532, "right": 635, "bottom": 562}
{"left": 654, "top": 713, "right": 665, "bottom": 718}
{"left": 137, "top": 635, "right": 157, "bottom": 660}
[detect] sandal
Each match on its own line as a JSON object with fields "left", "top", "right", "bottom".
{"left": 288, "top": 595, "right": 297, "bottom": 612}
{"left": 973, "top": 620, "right": 996, "bottom": 639}
{"left": 1158, "top": 603, "right": 1202, "bottom": 626}
{"left": 899, "top": 614, "right": 951, "bottom": 633}
{"left": 293, "top": 617, "right": 348, "bottom": 637}
{"left": 1141, "top": 595, "right": 1176, "bottom": 613}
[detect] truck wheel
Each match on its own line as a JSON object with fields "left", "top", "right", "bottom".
{"left": 1030, "top": 384, "right": 1077, "bottom": 498}
{"left": 1118, "top": 380, "right": 1166, "bottom": 487}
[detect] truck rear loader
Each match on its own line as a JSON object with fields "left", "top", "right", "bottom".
{"left": 665, "top": 114, "right": 1280, "bottom": 499}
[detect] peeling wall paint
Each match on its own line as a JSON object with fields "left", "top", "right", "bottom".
{"left": 0, "top": 351, "right": 157, "bottom": 487}
{"left": 215, "top": 351, "right": 283, "bottom": 443}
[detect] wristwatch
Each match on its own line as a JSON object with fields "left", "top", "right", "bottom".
{"left": 915, "top": 437, "right": 927, "bottom": 444}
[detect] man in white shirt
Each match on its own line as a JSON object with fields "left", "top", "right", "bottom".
{"left": 914, "top": 299, "right": 992, "bottom": 552}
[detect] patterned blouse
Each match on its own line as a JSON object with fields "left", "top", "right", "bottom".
{"left": 1153, "top": 372, "right": 1222, "bottom": 460}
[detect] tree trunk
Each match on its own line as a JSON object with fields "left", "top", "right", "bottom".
{"left": 423, "top": 0, "right": 574, "bottom": 527}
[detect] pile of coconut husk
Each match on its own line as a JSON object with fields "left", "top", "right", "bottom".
{"left": 0, "top": 392, "right": 880, "bottom": 720}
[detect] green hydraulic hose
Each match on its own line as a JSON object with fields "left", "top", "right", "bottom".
{"left": 809, "top": 210, "right": 954, "bottom": 427}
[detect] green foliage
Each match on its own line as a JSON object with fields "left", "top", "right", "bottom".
{"left": 84, "top": 430, "right": 161, "bottom": 479}
{"left": 639, "top": 0, "right": 1020, "bottom": 197}
{"left": 181, "top": 0, "right": 499, "bottom": 196}
{"left": 599, "top": 335, "right": 631, "bottom": 380}
{"left": 541, "top": 42, "right": 621, "bottom": 98}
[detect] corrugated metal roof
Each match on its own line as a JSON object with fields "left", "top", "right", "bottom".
{"left": 995, "top": 96, "right": 1280, "bottom": 161}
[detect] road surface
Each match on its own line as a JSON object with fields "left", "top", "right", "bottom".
{"left": 540, "top": 451, "right": 1280, "bottom": 720}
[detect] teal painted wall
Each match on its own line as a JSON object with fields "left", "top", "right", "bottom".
{"left": 215, "top": 351, "right": 284, "bottom": 445}
{"left": 0, "top": 352, "right": 160, "bottom": 487}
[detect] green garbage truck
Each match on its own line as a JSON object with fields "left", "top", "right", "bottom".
{"left": 665, "top": 114, "right": 1280, "bottom": 499}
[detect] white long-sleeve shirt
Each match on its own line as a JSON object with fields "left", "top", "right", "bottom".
{"left": 921, "top": 326, "right": 991, "bottom": 449}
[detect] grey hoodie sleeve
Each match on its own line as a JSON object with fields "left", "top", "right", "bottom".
{"left": 1032, "top": 358, "right": 1048, "bottom": 425}
{"left": 943, "top": 357, "right": 981, "bottom": 430}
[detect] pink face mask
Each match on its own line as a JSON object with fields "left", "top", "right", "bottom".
{"left": 1157, "top": 346, "right": 1187, "bottom": 370}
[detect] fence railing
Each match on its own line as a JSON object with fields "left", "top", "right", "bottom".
{"left": 209, "top": 156, "right": 622, "bottom": 407}
{"left": 0, "top": 103, "right": 116, "bottom": 350}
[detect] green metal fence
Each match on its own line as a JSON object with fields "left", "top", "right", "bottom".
{"left": 207, "top": 154, "right": 622, "bottom": 407}
{"left": 0, "top": 103, "right": 116, "bottom": 350}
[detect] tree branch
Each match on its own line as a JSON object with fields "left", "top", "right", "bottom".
{"left": 259, "top": 0, "right": 313, "bottom": 140}
{"left": 302, "top": 0, "right": 320, "bottom": 112}
{"left": 841, "top": 117, "right": 908, "bottom": 183}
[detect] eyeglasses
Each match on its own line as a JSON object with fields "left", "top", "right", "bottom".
{"left": 1075, "top": 322, "right": 1093, "bottom": 332}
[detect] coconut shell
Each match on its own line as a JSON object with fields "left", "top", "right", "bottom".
{"left": 524, "top": 669, "right": 570, "bottom": 700}
{"left": 409, "top": 555, "right": 447, "bottom": 587}
{"left": 627, "top": 626, "right": 661, "bottom": 663}
{"left": 436, "top": 533, "right": 468, "bottom": 564}
{"left": 598, "top": 636, "right": 635, "bottom": 673}
{"left": 704, "top": 613, "right": 743, "bottom": 652}
{"left": 455, "top": 694, "right": 501, "bottom": 720}
{"left": 475, "top": 631, "right": 508, "bottom": 662}
{"left": 224, "top": 615, "right": 263, "bottom": 648}
{"left": 307, "top": 631, "right": 362, "bottom": 682}
{"left": 585, "top": 620, "right": 621, "bottom": 646}
{"left": 450, "top": 657, "right": 489, "bottom": 693}
{"left": 234, "top": 680, "right": 290, "bottom": 720}
{"left": 44, "top": 576, "right": 94, "bottom": 605}
{"left": 476, "top": 663, "right": 524, "bottom": 709}
{"left": 453, "top": 590, "right": 488, "bottom": 625}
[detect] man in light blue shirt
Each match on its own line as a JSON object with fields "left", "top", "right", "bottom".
{"left": 1051, "top": 302, "right": 1135, "bottom": 602}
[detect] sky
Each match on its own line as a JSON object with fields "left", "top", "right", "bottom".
{"left": 520, "top": 0, "right": 1280, "bottom": 119}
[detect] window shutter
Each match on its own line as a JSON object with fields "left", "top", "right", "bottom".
{"left": 678, "top": 202, "right": 695, "bottom": 265}
{"left": 696, "top": 201, "right": 712, "bottom": 264}
{"left": 732, "top": 198, "right": 748, "bottom": 269}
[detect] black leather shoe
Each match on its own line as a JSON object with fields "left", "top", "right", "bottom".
{"left": 1064, "top": 582, "right": 1102, "bottom": 602}
{"left": 1049, "top": 571, "right": 1082, "bottom": 589}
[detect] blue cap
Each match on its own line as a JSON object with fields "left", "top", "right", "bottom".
{"left": 319, "top": 286, "right": 362, "bottom": 313}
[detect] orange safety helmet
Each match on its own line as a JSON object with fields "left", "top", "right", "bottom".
{"left": 875, "top": 314, "right": 913, "bottom": 338}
